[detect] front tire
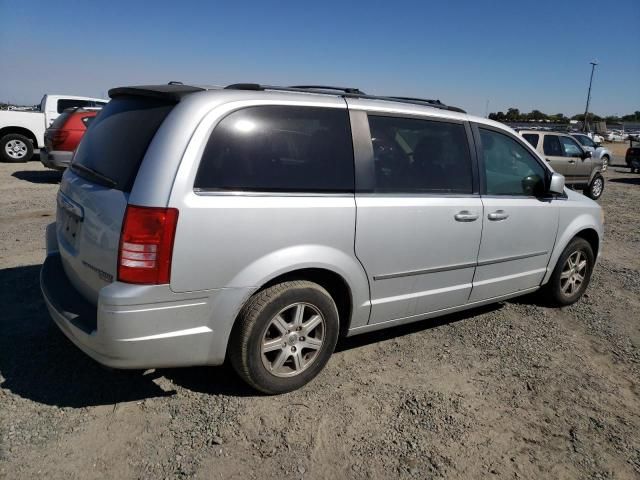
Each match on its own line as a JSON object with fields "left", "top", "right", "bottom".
{"left": 584, "top": 174, "right": 604, "bottom": 200}
{"left": 545, "top": 237, "right": 595, "bottom": 306}
{"left": 229, "top": 281, "right": 339, "bottom": 394}
{"left": 0, "top": 134, "right": 33, "bottom": 162}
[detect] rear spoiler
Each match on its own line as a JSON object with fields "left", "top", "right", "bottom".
{"left": 108, "top": 84, "right": 206, "bottom": 102}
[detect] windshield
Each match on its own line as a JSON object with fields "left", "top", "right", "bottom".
{"left": 71, "top": 96, "right": 175, "bottom": 191}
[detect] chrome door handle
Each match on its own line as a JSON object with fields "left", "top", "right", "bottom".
{"left": 488, "top": 210, "right": 509, "bottom": 221}
{"left": 454, "top": 210, "right": 479, "bottom": 222}
{"left": 568, "top": 160, "right": 576, "bottom": 164}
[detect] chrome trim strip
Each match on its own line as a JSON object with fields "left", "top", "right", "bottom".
{"left": 476, "top": 250, "right": 548, "bottom": 266}
{"left": 373, "top": 261, "right": 476, "bottom": 281}
{"left": 373, "top": 251, "right": 548, "bottom": 281}
{"left": 194, "top": 190, "right": 353, "bottom": 198}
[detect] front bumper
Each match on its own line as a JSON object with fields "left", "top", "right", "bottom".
{"left": 40, "top": 148, "right": 73, "bottom": 170}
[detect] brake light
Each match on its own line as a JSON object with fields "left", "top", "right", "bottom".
{"left": 51, "top": 131, "right": 69, "bottom": 148}
{"left": 118, "top": 205, "right": 179, "bottom": 284}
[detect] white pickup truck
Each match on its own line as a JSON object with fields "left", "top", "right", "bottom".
{"left": 0, "top": 94, "right": 107, "bottom": 162}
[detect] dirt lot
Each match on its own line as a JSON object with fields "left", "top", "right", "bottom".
{"left": 1, "top": 154, "right": 639, "bottom": 480}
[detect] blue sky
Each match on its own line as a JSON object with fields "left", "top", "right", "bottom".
{"left": 1, "top": 0, "right": 638, "bottom": 116}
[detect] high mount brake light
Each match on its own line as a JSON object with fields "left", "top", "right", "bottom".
{"left": 118, "top": 205, "right": 179, "bottom": 284}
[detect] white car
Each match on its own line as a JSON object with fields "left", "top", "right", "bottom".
{"left": 0, "top": 94, "right": 107, "bottom": 162}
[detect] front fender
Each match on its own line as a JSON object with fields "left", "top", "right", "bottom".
{"left": 542, "top": 209, "right": 602, "bottom": 284}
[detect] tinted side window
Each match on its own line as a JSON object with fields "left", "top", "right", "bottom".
{"left": 57, "top": 99, "right": 92, "bottom": 113}
{"left": 559, "top": 136, "right": 583, "bottom": 157}
{"left": 543, "top": 135, "right": 564, "bottom": 156}
{"left": 480, "top": 128, "right": 547, "bottom": 196}
{"left": 195, "top": 106, "right": 354, "bottom": 192}
{"left": 367, "top": 115, "right": 472, "bottom": 193}
{"left": 522, "top": 133, "right": 539, "bottom": 148}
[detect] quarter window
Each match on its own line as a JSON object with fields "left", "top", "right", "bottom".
{"left": 480, "top": 128, "right": 547, "bottom": 196}
{"left": 194, "top": 106, "right": 354, "bottom": 192}
{"left": 367, "top": 115, "right": 472, "bottom": 193}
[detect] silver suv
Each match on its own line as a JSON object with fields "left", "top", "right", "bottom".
{"left": 519, "top": 130, "right": 605, "bottom": 200}
{"left": 41, "top": 83, "right": 604, "bottom": 393}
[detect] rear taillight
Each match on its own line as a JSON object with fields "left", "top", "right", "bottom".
{"left": 118, "top": 205, "right": 179, "bottom": 285}
{"left": 51, "top": 131, "right": 69, "bottom": 148}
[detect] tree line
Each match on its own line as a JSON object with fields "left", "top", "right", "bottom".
{"left": 488, "top": 108, "right": 640, "bottom": 123}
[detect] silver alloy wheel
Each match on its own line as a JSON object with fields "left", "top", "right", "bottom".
{"left": 560, "top": 251, "right": 588, "bottom": 297}
{"left": 5, "top": 139, "right": 28, "bottom": 160}
{"left": 591, "top": 177, "right": 603, "bottom": 197}
{"left": 601, "top": 156, "right": 609, "bottom": 172}
{"left": 260, "top": 302, "right": 325, "bottom": 378}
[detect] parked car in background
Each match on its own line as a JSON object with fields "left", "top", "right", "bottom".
{"left": 41, "top": 83, "right": 603, "bottom": 394}
{"left": 571, "top": 133, "right": 612, "bottom": 172}
{"left": 40, "top": 108, "right": 101, "bottom": 170}
{"left": 606, "top": 131, "right": 625, "bottom": 142}
{"left": 0, "top": 94, "right": 107, "bottom": 162}
{"left": 626, "top": 138, "right": 640, "bottom": 173}
{"left": 520, "top": 130, "right": 604, "bottom": 200}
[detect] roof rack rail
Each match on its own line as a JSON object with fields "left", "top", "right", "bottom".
{"left": 288, "top": 85, "right": 365, "bottom": 95}
{"left": 224, "top": 83, "right": 365, "bottom": 95}
{"left": 223, "top": 83, "right": 466, "bottom": 113}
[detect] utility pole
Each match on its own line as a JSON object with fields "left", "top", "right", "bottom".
{"left": 583, "top": 61, "right": 598, "bottom": 133}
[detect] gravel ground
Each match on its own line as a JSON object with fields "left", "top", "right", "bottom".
{"left": 0, "top": 158, "right": 639, "bottom": 480}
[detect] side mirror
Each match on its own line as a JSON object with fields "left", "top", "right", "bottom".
{"left": 581, "top": 150, "right": 592, "bottom": 159}
{"left": 549, "top": 172, "right": 565, "bottom": 194}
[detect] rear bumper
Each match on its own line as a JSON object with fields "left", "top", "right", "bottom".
{"left": 40, "top": 148, "right": 72, "bottom": 170}
{"left": 41, "top": 224, "right": 251, "bottom": 369}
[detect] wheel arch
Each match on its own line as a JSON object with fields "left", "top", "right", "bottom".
{"left": 574, "top": 227, "right": 600, "bottom": 259}
{"left": 258, "top": 268, "right": 354, "bottom": 337}
{"left": 0, "top": 127, "right": 39, "bottom": 148}
{"left": 543, "top": 219, "right": 602, "bottom": 285}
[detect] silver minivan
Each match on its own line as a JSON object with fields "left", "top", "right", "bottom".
{"left": 41, "top": 84, "right": 604, "bottom": 393}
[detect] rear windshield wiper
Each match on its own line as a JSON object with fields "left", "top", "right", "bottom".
{"left": 70, "top": 163, "right": 117, "bottom": 189}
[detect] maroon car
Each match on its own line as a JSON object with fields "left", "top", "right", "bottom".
{"left": 40, "top": 107, "right": 100, "bottom": 170}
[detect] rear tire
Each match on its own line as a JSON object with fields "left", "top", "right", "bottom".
{"left": 584, "top": 174, "right": 604, "bottom": 200}
{"left": 229, "top": 281, "right": 339, "bottom": 394}
{"left": 0, "top": 134, "right": 33, "bottom": 162}
{"left": 545, "top": 237, "right": 595, "bottom": 306}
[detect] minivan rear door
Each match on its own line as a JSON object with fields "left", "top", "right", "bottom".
{"left": 57, "top": 95, "right": 176, "bottom": 304}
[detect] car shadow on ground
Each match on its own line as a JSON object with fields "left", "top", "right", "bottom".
{"left": 0, "top": 262, "right": 510, "bottom": 406}
{"left": 12, "top": 170, "right": 62, "bottom": 184}
{"left": 609, "top": 177, "right": 640, "bottom": 185}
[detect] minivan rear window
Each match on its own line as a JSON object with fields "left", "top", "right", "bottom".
{"left": 71, "top": 96, "right": 175, "bottom": 191}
